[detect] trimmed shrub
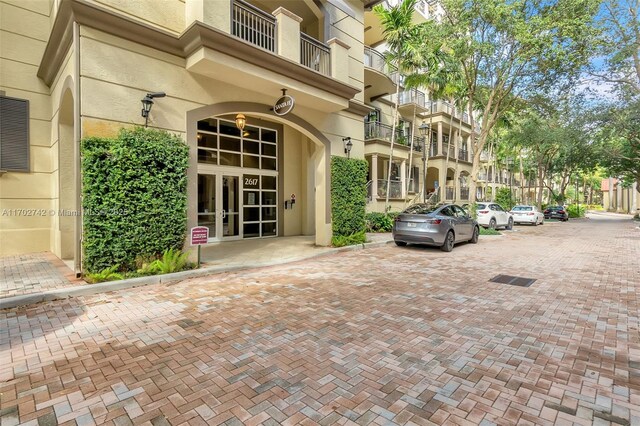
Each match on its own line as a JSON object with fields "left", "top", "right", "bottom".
{"left": 331, "top": 156, "right": 368, "bottom": 245}
{"left": 82, "top": 127, "right": 190, "bottom": 273}
{"left": 494, "top": 187, "right": 513, "bottom": 211}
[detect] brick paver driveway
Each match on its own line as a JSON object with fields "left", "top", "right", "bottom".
{"left": 1, "top": 214, "right": 639, "bottom": 425}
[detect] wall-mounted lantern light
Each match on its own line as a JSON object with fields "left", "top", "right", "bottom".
{"left": 235, "top": 113, "right": 246, "bottom": 131}
{"left": 342, "top": 137, "right": 353, "bottom": 158}
{"left": 141, "top": 92, "right": 166, "bottom": 127}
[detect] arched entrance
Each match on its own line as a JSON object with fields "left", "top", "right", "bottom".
{"left": 58, "top": 88, "right": 76, "bottom": 263}
{"left": 186, "top": 103, "right": 332, "bottom": 246}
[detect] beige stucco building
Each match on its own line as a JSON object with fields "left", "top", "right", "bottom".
{"left": 0, "top": 0, "right": 373, "bottom": 272}
{"left": 602, "top": 178, "right": 639, "bottom": 214}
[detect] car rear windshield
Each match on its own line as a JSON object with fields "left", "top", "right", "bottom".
{"left": 403, "top": 204, "right": 438, "bottom": 215}
{"left": 512, "top": 206, "right": 532, "bottom": 211}
{"left": 548, "top": 206, "right": 564, "bottom": 210}
{"left": 476, "top": 203, "right": 486, "bottom": 209}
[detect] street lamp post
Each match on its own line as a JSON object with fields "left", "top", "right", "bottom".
{"left": 419, "top": 122, "right": 429, "bottom": 203}
{"left": 507, "top": 158, "right": 514, "bottom": 210}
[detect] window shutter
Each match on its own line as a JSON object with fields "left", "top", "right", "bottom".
{"left": 0, "top": 96, "right": 30, "bottom": 172}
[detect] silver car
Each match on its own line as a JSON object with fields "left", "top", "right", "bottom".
{"left": 392, "top": 203, "right": 480, "bottom": 252}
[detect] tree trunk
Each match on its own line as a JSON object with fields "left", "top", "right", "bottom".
{"left": 404, "top": 100, "right": 417, "bottom": 208}
{"left": 384, "top": 76, "right": 401, "bottom": 212}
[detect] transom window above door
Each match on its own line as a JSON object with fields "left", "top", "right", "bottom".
{"left": 197, "top": 118, "right": 277, "bottom": 170}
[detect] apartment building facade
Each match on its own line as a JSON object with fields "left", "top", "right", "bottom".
{"left": 362, "top": 0, "right": 515, "bottom": 212}
{"left": 0, "top": 0, "right": 370, "bottom": 271}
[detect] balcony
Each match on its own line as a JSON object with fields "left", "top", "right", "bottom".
{"left": 425, "top": 100, "right": 473, "bottom": 127}
{"left": 460, "top": 188, "right": 469, "bottom": 200}
{"left": 184, "top": 0, "right": 359, "bottom": 114}
{"left": 365, "top": 122, "right": 410, "bottom": 146}
{"left": 396, "top": 89, "right": 429, "bottom": 116}
{"left": 300, "top": 32, "right": 330, "bottom": 75}
{"left": 368, "top": 179, "right": 403, "bottom": 199}
{"left": 458, "top": 149, "right": 469, "bottom": 162}
{"left": 445, "top": 187, "right": 455, "bottom": 200}
{"left": 364, "top": 47, "right": 399, "bottom": 101}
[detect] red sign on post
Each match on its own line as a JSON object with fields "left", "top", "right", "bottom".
{"left": 190, "top": 226, "right": 209, "bottom": 245}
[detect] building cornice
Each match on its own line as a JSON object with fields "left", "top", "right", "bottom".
{"left": 38, "top": 0, "right": 360, "bottom": 102}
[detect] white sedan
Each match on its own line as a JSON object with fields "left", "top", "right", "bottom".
{"left": 509, "top": 205, "right": 544, "bottom": 225}
{"left": 476, "top": 202, "right": 513, "bottom": 230}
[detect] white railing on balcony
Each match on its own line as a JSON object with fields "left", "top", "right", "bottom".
{"left": 232, "top": 0, "right": 276, "bottom": 52}
{"left": 300, "top": 33, "right": 330, "bottom": 76}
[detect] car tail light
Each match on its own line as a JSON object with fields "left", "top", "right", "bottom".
{"left": 426, "top": 219, "right": 442, "bottom": 224}
{"left": 558, "top": 210, "right": 565, "bottom": 214}
{"left": 544, "top": 210, "right": 549, "bottom": 213}
{"left": 528, "top": 212, "right": 535, "bottom": 215}
{"left": 478, "top": 210, "right": 489, "bottom": 214}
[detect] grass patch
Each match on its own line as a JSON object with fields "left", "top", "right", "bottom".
{"left": 480, "top": 227, "right": 501, "bottom": 235}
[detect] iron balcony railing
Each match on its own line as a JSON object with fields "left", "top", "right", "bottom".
{"left": 460, "top": 188, "right": 469, "bottom": 200}
{"left": 445, "top": 187, "right": 454, "bottom": 200}
{"left": 364, "top": 122, "right": 408, "bottom": 146}
{"left": 376, "top": 179, "right": 403, "bottom": 199}
{"left": 458, "top": 149, "right": 469, "bottom": 162}
{"left": 364, "top": 47, "right": 400, "bottom": 84}
{"left": 398, "top": 89, "right": 426, "bottom": 108}
{"left": 232, "top": 0, "right": 276, "bottom": 52}
{"left": 300, "top": 33, "right": 330, "bottom": 76}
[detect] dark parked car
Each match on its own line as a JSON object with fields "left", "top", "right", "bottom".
{"left": 392, "top": 203, "right": 480, "bottom": 252}
{"left": 544, "top": 206, "right": 569, "bottom": 221}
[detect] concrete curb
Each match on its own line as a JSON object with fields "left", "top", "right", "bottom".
{"left": 0, "top": 238, "right": 394, "bottom": 310}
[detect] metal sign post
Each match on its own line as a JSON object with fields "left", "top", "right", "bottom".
{"left": 190, "top": 226, "right": 209, "bottom": 268}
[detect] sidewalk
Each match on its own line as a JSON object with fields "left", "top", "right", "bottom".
{"left": 0, "top": 234, "right": 393, "bottom": 309}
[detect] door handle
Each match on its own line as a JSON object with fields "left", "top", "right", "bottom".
{"left": 221, "top": 210, "right": 226, "bottom": 219}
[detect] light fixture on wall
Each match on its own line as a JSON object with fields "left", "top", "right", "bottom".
{"left": 235, "top": 113, "right": 246, "bottom": 131}
{"left": 342, "top": 137, "right": 353, "bottom": 158}
{"left": 140, "top": 92, "right": 166, "bottom": 127}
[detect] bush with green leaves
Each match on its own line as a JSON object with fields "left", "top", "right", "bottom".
{"left": 494, "top": 187, "right": 514, "bottom": 211}
{"left": 566, "top": 204, "right": 585, "bottom": 218}
{"left": 331, "top": 156, "right": 368, "bottom": 245}
{"left": 138, "top": 248, "right": 191, "bottom": 275}
{"left": 82, "top": 127, "right": 190, "bottom": 273}
{"left": 85, "top": 265, "right": 124, "bottom": 284}
{"left": 365, "top": 212, "right": 394, "bottom": 232}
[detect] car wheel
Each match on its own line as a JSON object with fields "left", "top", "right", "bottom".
{"left": 489, "top": 218, "right": 497, "bottom": 230}
{"left": 506, "top": 218, "right": 513, "bottom": 230}
{"left": 395, "top": 241, "right": 407, "bottom": 247}
{"left": 540, "top": 219, "right": 544, "bottom": 225}
{"left": 470, "top": 226, "right": 479, "bottom": 244}
{"left": 441, "top": 231, "right": 455, "bottom": 252}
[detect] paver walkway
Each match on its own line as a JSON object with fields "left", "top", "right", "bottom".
{"left": 0, "top": 253, "right": 83, "bottom": 299}
{"left": 1, "top": 214, "right": 638, "bottom": 425}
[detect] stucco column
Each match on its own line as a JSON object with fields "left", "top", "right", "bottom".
{"left": 617, "top": 180, "right": 623, "bottom": 212}
{"left": 633, "top": 182, "right": 638, "bottom": 213}
{"left": 608, "top": 177, "right": 614, "bottom": 211}
{"left": 186, "top": 0, "right": 231, "bottom": 32}
{"left": 439, "top": 167, "right": 446, "bottom": 200}
{"left": 400, "top": 160, "right": 407, "bottom": 198}
{"left": 371, "top": 154, "right": 378, "bottom": 199}
{"left": 273, "top": 7, "right": 302, "bottom": 62}
{"left": 328, "top": 38, "right": 350, "bottom": 83}
{"left": 314, "top": 145, "right": 331, "bottom": 246}
{"left": 437, "top": 122, "right": 443, "bottom": 157}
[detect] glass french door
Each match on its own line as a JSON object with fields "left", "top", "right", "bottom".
{"left": 220, "top": 174, "right": 240, "bottom": 239}
{"left": 198, "top": 173, "right": 241, "bottom": 241}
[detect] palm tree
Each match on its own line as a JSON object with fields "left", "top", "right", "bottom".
{"left": 374, "top": 0, "right": 420, "bottom": 212}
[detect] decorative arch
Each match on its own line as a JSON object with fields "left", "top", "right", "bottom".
{"left": 185, "top": 102, "right": 332, "bottom": 245}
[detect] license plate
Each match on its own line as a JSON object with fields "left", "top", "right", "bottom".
{"left": 407, "top": 222, "right": 417, "bottom": 228}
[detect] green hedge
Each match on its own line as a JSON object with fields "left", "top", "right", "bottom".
{"left": 566, "top": 204, "right": 585, "bottom": 218}
{"left": 331, "top": 156, "right": 368, "bottom": 245}
{"left": 82, "top": 127, "right": 190, "bottom": 272}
